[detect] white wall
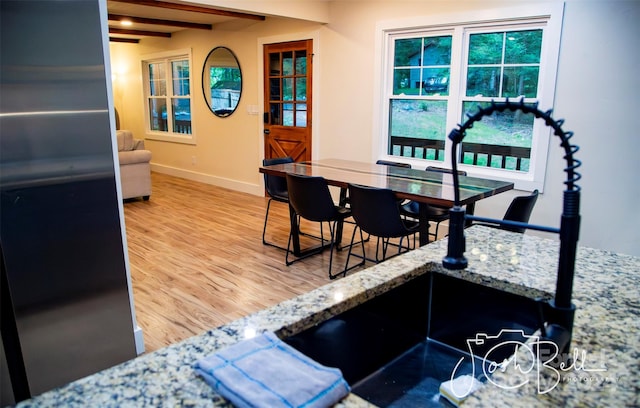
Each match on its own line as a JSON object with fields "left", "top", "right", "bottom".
{"left": 549, "top": 1, "right": 640, "bottom": 256}
{"left": 318, "top": 0, "right": 640, "bottom": 256}
{"left": 110, "top": 0, "right": 640, "bottom": 257}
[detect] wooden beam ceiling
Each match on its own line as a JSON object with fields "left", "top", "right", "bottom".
{"left": 109, "top": 0, "right": 265, "bottom": 21}
{"left": 108, "top": 13, "right": 213, "bottom": 30}
{"left": 110, "top": 37, "right": 140, "bottom": 43}
{"left": 109, "top": 27, "right": 171, "bottom": 38}
{"left": 107, "top": 0, "right": 265, "bottom": 43}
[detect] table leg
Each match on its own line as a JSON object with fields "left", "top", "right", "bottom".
{"left": 338, "top": 187, "right": 348, "bottom": 207}
{"left": 418, "top": 202, "right": 431, "bottom": 247}
{"left": 465, "top": 203, "right": 476, "bottom": 228}
{"left": 289, "top": 204, "right": 302, "bottom": 256}
{"left": 335, "top": 187, "right": 348, "bottom": 249}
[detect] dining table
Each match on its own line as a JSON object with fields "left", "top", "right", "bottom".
{"left": 259, "top": 158, "right": 514, "bottom": 253}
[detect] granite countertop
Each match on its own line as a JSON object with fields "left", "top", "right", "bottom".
{"left": 16, "top": 226, "right": 640, "bottom": 407}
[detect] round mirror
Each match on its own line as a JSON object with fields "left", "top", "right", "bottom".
{"left": 202, "top": 47, "right": 242, "bottom": 117}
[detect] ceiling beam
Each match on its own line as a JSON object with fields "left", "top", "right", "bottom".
{"left": 109, "top": 27, "right": 171, "bottom": 37}
{"left": 110, "top": 37, "right": 141, "bottom": 43}
{"left": 108, "top": 14, "right": 212, "bottom": 30}
{"left": 109, "top": 0, "right": 265, "bottom": 21}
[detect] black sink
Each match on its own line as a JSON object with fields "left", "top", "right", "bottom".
{"left": 284, "top": 273, "right": 541, "bottom": 407}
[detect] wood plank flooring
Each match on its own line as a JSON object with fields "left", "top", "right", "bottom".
{"left": 124, "top": 172, "right": 382, "bottom": 353}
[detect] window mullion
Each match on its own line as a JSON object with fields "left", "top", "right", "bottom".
{"left": 164, "top": 58, "right": 173, "bottom": 134}
{"left": 443, "top": 26, "right": 465, "bottom": 167}
{"left": 498, "top": 32, "right": 506, "bottom": 98}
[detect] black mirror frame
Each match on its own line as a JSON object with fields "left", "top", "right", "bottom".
{"left": 202, "top": 46, "right": 242, "bottom": 118}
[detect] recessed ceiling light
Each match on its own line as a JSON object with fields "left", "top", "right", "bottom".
{"left": 121, "top": 20, "right": 133, "bottom": 27}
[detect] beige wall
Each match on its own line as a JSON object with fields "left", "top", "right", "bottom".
{"left": 110, "top": 17, "right": 321, "bottom": 193}
{"left": 109, "top": 1, "right": 640, "bottom": 257}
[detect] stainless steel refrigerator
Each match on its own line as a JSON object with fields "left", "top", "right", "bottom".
{"left": 1, "top": 0, "right": 140, "bottom": 404}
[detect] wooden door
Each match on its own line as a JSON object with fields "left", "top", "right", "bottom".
{"left": 263, "top": 40, "right": 312, "bottom": 162}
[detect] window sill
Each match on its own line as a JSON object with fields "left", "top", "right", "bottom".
{"left": 145, "top": 132, "right": 196, "bottom": 145}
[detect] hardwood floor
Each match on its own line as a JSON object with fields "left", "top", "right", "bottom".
{"left": 124, "top": 172, "right": 377, "bottom": 353}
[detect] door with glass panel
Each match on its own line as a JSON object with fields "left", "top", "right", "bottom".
{"left": 263, "top": 40, "right": 312, "bottom": 162}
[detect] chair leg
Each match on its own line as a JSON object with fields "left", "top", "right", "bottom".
{"left": 285, "top": 217, "right": 362, "bottom": 279}
{"left": 285, "top": 215, "right": 321, "bottom": 266}
{"left": 319, "top": 222, "right": 326, "bottom": 248}
{"left": 266, "top": 201, "right": 326, "bottom": 252}
{"left": 342, "top": 226, "right": 366, "bottom": 276}
{"left": 327, "top": 221, "right": 339, "bottom": 279}
{"left": 403, "top": 234, "right": 417, "bottom": 252}
{"left": 377, "top": 237, "right": 387, "bottom": 262}
{"left": 397, "top": 234, "right": 416, "bottom": 253}
{"left": 262, "top": 199, "right": 288, "bottom": 251}
{"left": 377, "top": 234, "right": 415, "bottom": 261}
{"left": 377, "top": 237, "right": 403, "bottom": 261}
{"left": 431, "top": 220, "right": 447, "bottom": 242}
{"left": 262, "top": 198, "right": 272, "bottom": 244}
{"left": 285, "top": 218, "right": 334, "bottom": 267}
{"left": 284, "top": 214, "right": 298, "bottom": 266}
{"left": 329, "top": 219, "right": 362, "bottom": 279}
{"left": 344, "top": 229, "right": 418, "bottom": 272}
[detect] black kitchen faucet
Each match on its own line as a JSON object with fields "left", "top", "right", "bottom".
{"left": 442, "top": 98, "right": 581, "bottom": 358}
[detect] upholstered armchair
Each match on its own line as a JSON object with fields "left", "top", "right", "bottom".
{"left": 116, "top": 130, "right": 152, "bottom": 200}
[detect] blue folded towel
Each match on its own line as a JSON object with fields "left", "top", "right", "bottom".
{"left": 194, "top": 331, "right": 351, "bottom": 408}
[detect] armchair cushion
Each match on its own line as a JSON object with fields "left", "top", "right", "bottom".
{"left": 116, "top": 130, "right": 152, "bottom": 200}
{"left": 118, "top": 149, "right": 152, "bottom": 165}
{"left": 116, "top": 130, "right": 136, "bottom": 151}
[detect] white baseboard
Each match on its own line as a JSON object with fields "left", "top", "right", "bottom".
{"left": 150, "top": 163, "right": 263, "bottom": 196}
{"left": 134, "top": 325, "right": 145, "bottom": 355}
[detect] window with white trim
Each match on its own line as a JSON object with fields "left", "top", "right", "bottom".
{"left": 142, "top": 49, "right": 194, "bottom": 144}
{"left": 379, "top": 5, "right": 563, "bottom": 191}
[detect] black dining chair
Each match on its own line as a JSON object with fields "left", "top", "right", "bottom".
{"left": 285, "top": 173, "right": 352, "bottom": 279}
{"left": 338, "top": 160, "right": 411, "bottom": 218}
{"left": 262, "top": 156, "right": 294, "bottom": 250}
{"left": 480, "top": 189, "right": 539, "bottom": 233}
{"left": 400, "top": 166, "right": 467, "bottom": 242}
{"left": 374, "top": 159, "right": 413, "bottom": 211}
{"left": 344, "top": 183, "right": 419, "bottom": 274}
{"left": 375, "top": 159, "right": 411, "bottom": 168}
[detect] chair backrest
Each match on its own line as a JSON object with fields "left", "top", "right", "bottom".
{"left": 502, "top": 189, "right": 539, "bottom": 233}
{"left": 348, "top": 183, "right": 411, "bottom": 238}
{"left": 263, "top": 156, "right": 293, "bottom": 200}
{"left": 425, "top": 165, "right": 467, "bottom": 176}
{"left": 286, "top": 174, "right": 338, "bottom": 222}
{"left": 376, "top": 160, "right": 411, "bottom": 168}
